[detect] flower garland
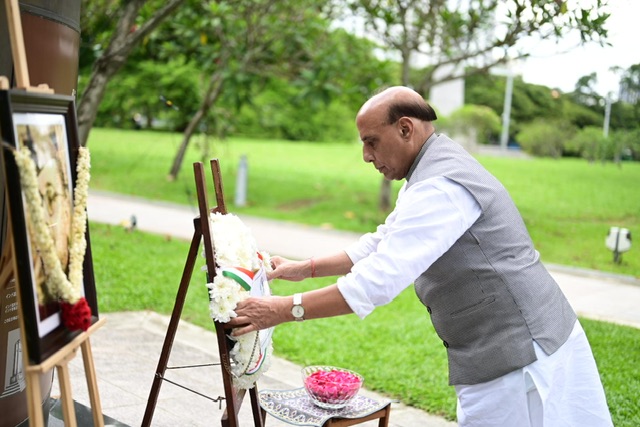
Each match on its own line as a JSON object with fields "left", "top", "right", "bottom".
{"left": 13, "top": 146, "right": 92, "bottom": 331}
{"left": 203, "top": 212, "right": 273, "bottom": 390}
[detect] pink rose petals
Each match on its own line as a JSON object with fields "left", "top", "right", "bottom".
{"left": 303, "top": 367, "right": 363, "bottom": 408}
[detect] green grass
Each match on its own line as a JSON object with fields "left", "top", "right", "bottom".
{"left": 89, "top": 222, "right": 640, "bottom": 425}
{"left": 86, "top": 128, "right": 640, "bottom": 424}
{"left": 87, "top": 127, "right": 640, "bottom": 278}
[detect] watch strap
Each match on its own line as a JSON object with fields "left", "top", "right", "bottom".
{"left": 292, "top": 293, "right": 304, "bottom": 321}
{"left": 293, "top": 292, "right": 302, "bottom": 306}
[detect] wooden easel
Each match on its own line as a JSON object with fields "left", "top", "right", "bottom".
{"left": 3, "top": 223, "right": 105, "bottom": 427}
{"left": 3, "top": 0, "right": 53, "bottom": 93}
{"left": 142, "top": 160, "right": 265, "bottom": 427}
{"left": 2, "top": 0, "right": 104, "bottom": 425}
{"left": 22, "top": 317, "right": 106, "bottom": 427}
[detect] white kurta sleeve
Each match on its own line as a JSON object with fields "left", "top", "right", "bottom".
{"left": 338, "top": 176, "right": 481, "bottom": 318}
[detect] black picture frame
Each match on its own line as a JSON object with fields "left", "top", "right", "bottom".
{"left": 0, "top": 89, "right": 99, "bottom": 364}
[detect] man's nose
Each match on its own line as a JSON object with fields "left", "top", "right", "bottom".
{"left": 362, "top": 146, "right": 374, "bottom": 163}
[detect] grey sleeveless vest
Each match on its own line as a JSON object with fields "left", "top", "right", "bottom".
{"left": 409, "top": 134, "right": 576, "bottom": 385}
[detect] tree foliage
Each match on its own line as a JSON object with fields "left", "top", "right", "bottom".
{"left": 345, "top": 0, "right": 610, "bottom": 94}
{"left": 617, "top": 63, "right": 640, "bottom": 105}
{"left": 77, "top": 0, "right": 187, "bottom": 146}
{"left": 154, "top": 0, "right": 388, "bottom": 179}
{"left": 90, "top": 57, "right": 201, "bottom": 130}
{"left": 77, "top": 0, "right": 639, "bottom": 168}
{"left": 344, "top": 0, "right": 610, "bottom": 209}
{"left": 465, "top": 70, "right": 606, "bottom": 139}
{"left": 570, "top": 72, "right": 603, "bottom": 107}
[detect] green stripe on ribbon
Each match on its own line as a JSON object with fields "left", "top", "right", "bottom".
{"left": 222, "top": 270, "right": 251, "bottom": 291}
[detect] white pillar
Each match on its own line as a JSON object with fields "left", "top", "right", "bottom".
{"left": 603, "top": 96, "right": 612, "bottom": 138}
{"left": 235, "top": 155, "right": 248, "bottom": 207}
{"left": 500, "top": 72, "right": 514, "bottom": 151}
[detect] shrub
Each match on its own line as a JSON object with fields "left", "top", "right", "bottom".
{"left": 566, "top": 127, "right": 640, "bottom": 163}
{"left": 566, "top": 126, "right": 609, "bottom": 160}
{"left": 439, "top": 105, "right": 502, "bottom": 145}
{"left": 517, "top": 119, "right": 576, "bottom": 158}
{"left": 614, "top": 129, "right": 640, "bottom": 161}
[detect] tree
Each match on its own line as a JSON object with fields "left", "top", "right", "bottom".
{"left": 90, "top": 57, "right": 202, "bottom": 130}
{"left": 77, "top": 0, "right": 186, "bottom": 147}
{"left": 347, "top": 0, "right": 609, "bottom": 93}
{"left": 161, "top": 0, "right": 338, "bottom": 180}
{"left": 160, "top": 0, "right": 393, "bottom": 180}
{"left": 570, "top": 72, "right": 604, "bottom": 107}
{"left": 615, "top": 63, "right": 640, "bottom": 131}
{"left": 617, "top": 63, "right": 640, "bottom": 105}
{"left": 344, "top": 0, "right": 610, "bottom": 208}
{"left": 233, "top": 29, "right": 396, "bottom": 143}
{"left": 465, "top": 70, "right": 605, "bottom": 137}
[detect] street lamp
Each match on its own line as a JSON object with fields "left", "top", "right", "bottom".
{"left": 492, "top": 60, "right": 520, "bottom": 151}
{"left": 500, "top": 70, "right": 514, "bottom": 151}
{"left": 603, "top": 93, "right": 612, "bottom": 138}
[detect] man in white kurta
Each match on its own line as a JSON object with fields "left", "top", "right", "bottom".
{"left": 229, "top": 86, "right": 612, "bottom": 426}
{"left": 337, "top": 175, "right": 611, "bottom": 426}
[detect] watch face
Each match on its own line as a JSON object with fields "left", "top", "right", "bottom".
{"left": 292, "top": 305, "right": 305, "bottom": 318}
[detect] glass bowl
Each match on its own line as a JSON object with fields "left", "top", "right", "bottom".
{"left": 301, "top": 365, "right": 363, "bottom": 409}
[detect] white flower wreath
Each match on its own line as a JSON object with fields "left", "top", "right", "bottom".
{"left": 203, "top": 212, "right": 274, "bottom": 390}
{"left": 13, "top": 146, "right": 93, "bottom": 331}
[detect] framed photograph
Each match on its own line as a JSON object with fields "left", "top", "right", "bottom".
{"left": 0, "top": 89, "right": 98, "bottom": 364}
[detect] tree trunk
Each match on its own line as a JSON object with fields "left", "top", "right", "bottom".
{"left": 77, "top": 56, "right": 128, "bottom": 146}
{"left": 377, "top": 47, "right": 412, "bottom": 211}
{"left": 77, "top": 0, "right": 185, "bottom": 146}
{"left": 167, "top": 69, "right": 225, "bottom": 180}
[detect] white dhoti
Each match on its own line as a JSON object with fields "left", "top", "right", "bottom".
{"left": 454, "top": 321, "right": 613, "bottom": 427}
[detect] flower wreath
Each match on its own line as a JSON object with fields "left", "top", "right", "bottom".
{"left": 13, "top": 146, "right": 92, "bottom": 332}
{"left": 203, "top": 212, "right": 274, "bottom": 390}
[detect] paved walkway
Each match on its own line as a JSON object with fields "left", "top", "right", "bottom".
{"left": 52, "top": 191, "right": 640, "bottom": 426}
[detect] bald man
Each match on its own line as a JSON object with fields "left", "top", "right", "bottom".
{"left": 229, "top": 87, "right": 612, "bottom": 426}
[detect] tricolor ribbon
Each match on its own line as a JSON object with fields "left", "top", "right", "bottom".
{"left": 221, "top": 266, "right": 255, "bottom": 291}
{"left": 245, "top": 351, "right": 266, "bottom": 375}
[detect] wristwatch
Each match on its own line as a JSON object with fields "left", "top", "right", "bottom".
{"left": 291, "top": 293, "right": 305, "bottom": 321}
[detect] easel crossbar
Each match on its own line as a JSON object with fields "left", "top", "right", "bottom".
{"left": 25, "top": 318, "right": 106, "bottom": 373}
{"left": 155, "top": 373, "right": 226, "bottom": 406}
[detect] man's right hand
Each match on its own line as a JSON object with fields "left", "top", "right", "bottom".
{"left": 267, "top": 256, "right": 311, "bottom": 282}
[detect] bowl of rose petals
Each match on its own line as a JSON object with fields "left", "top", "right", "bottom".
{"left": 302, "top": 365, "right": 363, "bottom": 409}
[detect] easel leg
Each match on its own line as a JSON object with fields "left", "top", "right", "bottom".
{"left": 81, "top": 340, "right": 105, "bottom": 427}
{"left": 57, "top": 361, "right": 78, "bottom": 426}
{"left": 142, "top": 225, "right": 203, "bottom": 427}
{"left": 249, "top": 387, "right": 266, "bottom": 427}
{"left": 25, "top": 370, "right": 45, "bottom": 427}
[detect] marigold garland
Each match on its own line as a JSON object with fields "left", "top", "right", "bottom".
{"left": 203, "top": 212, "right": 274, "bottom": 390}
{"left": 13, "top": 145, "right": 92, "bottom": 331}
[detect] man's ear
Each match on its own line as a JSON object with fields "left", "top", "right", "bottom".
{"left": 398, "top": 117, "right": 412, "bottom": 138}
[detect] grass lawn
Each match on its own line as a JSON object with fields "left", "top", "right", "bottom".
{"left": 84, "top": 127, "right": 640, "bottom": 424}
{"left": 90, "top": 222, "right": 640, "bottom": 425}
{"left": 87, "top": 127, "right": 640, "bottom": 278}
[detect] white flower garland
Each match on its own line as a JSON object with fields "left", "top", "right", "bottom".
{"left": 204, "top": 212, "right": 274, "bottom": 390}
{"left": 13, "top": 146, "right": 90, "bottom": 305}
